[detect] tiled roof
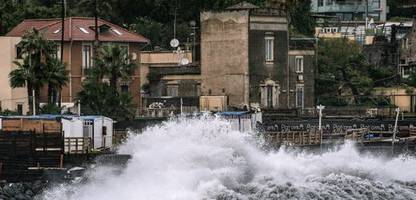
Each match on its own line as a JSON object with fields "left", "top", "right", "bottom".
{"left": 6, "top": 17, "right": 149, "bottom": 43}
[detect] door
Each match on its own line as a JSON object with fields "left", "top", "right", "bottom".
{"left": 267, "top": 85, "right": 273, "bottom": 108}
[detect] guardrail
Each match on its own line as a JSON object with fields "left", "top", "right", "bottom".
{"left": 64, "top": 137, "right": 91, "bottom": 154}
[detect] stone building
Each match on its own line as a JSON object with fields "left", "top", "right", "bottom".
{"left": 200, "top": 2, "right": 315, "bottom": 110}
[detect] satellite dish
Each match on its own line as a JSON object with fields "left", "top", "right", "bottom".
{"left": 180, "top": 58, "right": 190, "bottom": 66}
{"left": 170, "top": 38, "right": 179, "bottom": 48}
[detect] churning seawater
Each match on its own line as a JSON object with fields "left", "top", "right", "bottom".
{"left": 41, "top": 116, "right": 416, "bottom": 200}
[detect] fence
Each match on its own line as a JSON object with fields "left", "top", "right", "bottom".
{"left": 264, "top": 131, "right": 322, "bottom": 147}
{"left": 0, "top": 131, "right": 64, "bottom": 182}
{"left": 64, "top": 137, "right": 91, "bottom": 154}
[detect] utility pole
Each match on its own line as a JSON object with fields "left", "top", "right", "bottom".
{"left": 32, "top": 89, "right": 36, "bottom": 116}
{"left": 365, "top": 0, "right": 369, "bottom": 29}
{"left": 60, "top": 0, "right": 65, "bottom": 61}
{"left": 59, "top": 0, "right": 65, "bottom": 108}
{"left": 94, "top": 0, "right": 99, "bottom": 57}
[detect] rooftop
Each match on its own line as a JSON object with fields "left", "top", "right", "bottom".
{"left": 6, "top": 17, "right": 149, "bottom": 43}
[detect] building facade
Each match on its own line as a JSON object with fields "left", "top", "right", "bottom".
{"left": 311, "top": 0, "right": 388, "bottom": 22}
{"left": 139, "top": 51, "right": 201, "bottom": 116}
{"left": 0, "top": 37, "right": 29, "bottom": 114}
{"left": 5, "top": 17, "right": 149, "bottom": 113}
{"left": 200, "top": 2, "right": 315, "bottom": 111}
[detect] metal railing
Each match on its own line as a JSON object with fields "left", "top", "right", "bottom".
{"left": 64, "top": 137, "right": 91, "bottom": 154}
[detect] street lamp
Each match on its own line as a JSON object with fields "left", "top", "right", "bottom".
{"left": 392, "top": 107, "right": 400, "bottom": 153}
{"left": 317, "top": 104, "right": 325, "bottom": 152}
{"left": 317, "top": 104, "right": 325, "bottom": 131}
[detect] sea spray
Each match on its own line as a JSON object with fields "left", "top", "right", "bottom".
{"left": 41, "top": 116, "right": 416, "bottom": 200}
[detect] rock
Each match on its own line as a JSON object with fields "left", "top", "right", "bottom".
{"left": 31, "top": 181, "right": 43, "bottom": 194}
{"left": 3, "top": 185, "right": 14, "bottom": 197}
{"left": 67, "top": 167, "right": 86, "bottom": 178}
{"left": 25, "top": 189, "right": 34, "bottom": 197}
{"left": 15, "top": 193, "right": 31, "bottom": 200}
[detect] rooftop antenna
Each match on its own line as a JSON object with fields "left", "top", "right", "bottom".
{"left": 170, "top": 0, "right": 179, "bottom": 49}
{"left": 170, "top": 0, "right": 189, "bottom": 66}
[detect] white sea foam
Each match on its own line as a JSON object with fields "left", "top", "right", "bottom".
{"left": 41, "top": 116, "right": 416, "bottom": 200}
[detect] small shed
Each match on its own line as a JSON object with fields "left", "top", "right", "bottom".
{"left": 60, "top": 115, "right": 113, "bottom": 149}
{"left": 79, "top": 116, "right": 113, "bottom": 149}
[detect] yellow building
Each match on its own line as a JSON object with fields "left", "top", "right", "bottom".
{"left": 373, "top": 87, "right": 416, "bottom": 112}
{"left": 0, "top": 37, "right": 29, "bottom": 114}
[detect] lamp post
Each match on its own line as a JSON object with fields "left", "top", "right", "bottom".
{"left": 392, "top": 107, "right": 400, "bottom": 153}
{"left": 190, "top": 20, "right": 197, "bottom": 62}
{"left": 317, "top": 104, "right": 325, "bottom": 152}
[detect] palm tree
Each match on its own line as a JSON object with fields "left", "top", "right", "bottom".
{"left": 95, "top": 44, "right": 137, "bottom": 91}
{"left": 9, "top": 57, "right": 38, "bottom": 114}
{"left": 10, "top": 28, "right": 64, "bottom": 114}
{"left": 44, "top": 58, "right": 69, "bottom": 105}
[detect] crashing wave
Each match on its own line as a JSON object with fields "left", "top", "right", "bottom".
{"left": 40, "top": 116, "right": 416, "bottom": 200}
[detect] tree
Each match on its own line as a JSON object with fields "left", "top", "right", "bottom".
{"left": 9, "top": 28, "right": 68, "bottom": 114}
{"left": 77, "top": 44, "right": 136, "bottom": 120}
{"left": 44, "top": 58, "right": 69, "bottom": 105}
{"left": 0, "top": 0, "right": 61, "bottom": 36}
{"left": 9, "top": 57, "right": 37, "bottom": 114}
{"left": 94, "top": 44, "right": 137, "bottom": 91}
{"left": 316, "top": 39, "right": 375, "bottom": 105}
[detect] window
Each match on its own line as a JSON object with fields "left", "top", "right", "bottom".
{"left": 265, "top": 36, "right": 274, "bottom": 62}
{"left": 295, "top": 56, "right": 304, "bottom": 73}
{"left": 196, "top": 84, "right": 201, "bottom": 96}
{"left": 82, "top": 44, "right": 92, "bottom": 70}
{"left": 403, "top": 67, "right": 412, "bottom": 78}
{"left": 318, "top": 0, "right": 324, "bottom": 7}
{"left": 260, "top": 80, "right": 279, "bottom": 108}
{"left": 15, "top": 46, "right": 22, "bottom": 59}
{"left": 296, "top": 85, "right": 304, "bottom": 109}
{"left": 17, "top": 103, "right": 23, "bottom": 115}
{"left": 167, "top": 84, "right": 178, "bottom": 97}
{"left": 326, "top": 0, "right": 334, "bottom": 6}
{"left": 112, "top": 29, "right": 122, "bottom": 35}
{"left": 55, "top": 44, "right": 61, "bottom": 60}
{"left": 121, "top": 84, "right": 129, "bottom": 93}
{"left": 79, "top": 27, "right": 90, "bottom": 34}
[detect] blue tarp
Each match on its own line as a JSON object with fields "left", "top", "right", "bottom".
{"left": 218, "top": 111, "right": 250, "bottom": 116}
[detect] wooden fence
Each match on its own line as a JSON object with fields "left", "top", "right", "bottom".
{"left": 264, "top": 131, "right": 322, "bottom": 146}
{"left": 0, "top": 131, "right": 64, "bottom": 182}
{"left": 2, "top": 119, "right": 61, "bottom": 134}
